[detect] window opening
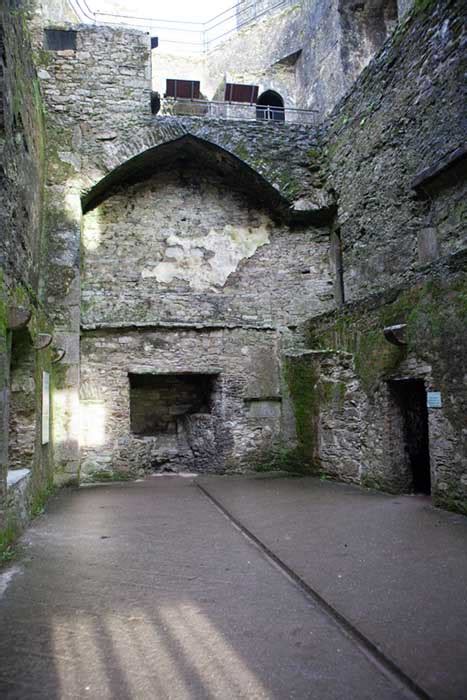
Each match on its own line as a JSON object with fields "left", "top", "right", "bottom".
{"left": 44, "top": 29, "right": 77, "bottom": 51}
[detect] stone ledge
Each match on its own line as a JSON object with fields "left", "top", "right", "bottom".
{"left": 411, "top": 145, "right": 467, "bottom": 195}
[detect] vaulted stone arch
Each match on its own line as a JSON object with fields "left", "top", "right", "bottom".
{"left": 82, "top": 117, "right": 335, "bottom": 225}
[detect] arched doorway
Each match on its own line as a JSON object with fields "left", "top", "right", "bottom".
{"left": 256, "top": 90, "right": 285, "bottom": 122}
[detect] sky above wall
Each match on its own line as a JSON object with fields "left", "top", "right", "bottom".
{"left": 83, "top": 0, "right": 236, "bottom": 50}
{"left": 91, "top": 1, "right": 233, "bottom": 22}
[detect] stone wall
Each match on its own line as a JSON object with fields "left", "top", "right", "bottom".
{"left": 278, "top": 0, "right": 467, "bottom": 514}
{"left": 153, "top": 0, "right": 402, "bottom": 120}
{"left": 28, "top": 22, "right": 152, "bottom": 479}
{"left": 0, "top": 0, "right": 58, "bottom": 545}
{"left": 79, "top": 156, "right": 333, "bottom": 474}
{"left": 293, "top": 259, "right": 467, "bottom": 512}
{"left": 81, "top": 167, "right": 333, "bottom": 329}
{"left": 323, "top": 0, "right": 466, "bottom": 301}
{"left": 28, "top": 16, "right": 332, "bottom": 482}
{"left": 80, "top": 327, "right": 286, "bottom": 475}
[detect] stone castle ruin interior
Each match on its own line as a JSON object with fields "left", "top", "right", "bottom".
{"left": 0, "top": 0, "right": 466, "bottom": 545}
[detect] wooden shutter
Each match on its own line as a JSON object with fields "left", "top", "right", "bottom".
{"left": 224, "top": 83, "right": 259, "bottom": 103}
{"left": 165, "top": 79, "right": 200, "bottom": 99}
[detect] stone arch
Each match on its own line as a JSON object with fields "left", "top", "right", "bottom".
{"left": 82, "top": 133, "right": 291, "bottom": 220}
{"left": 82, "top": 119, "right": 335, "bottom": 225}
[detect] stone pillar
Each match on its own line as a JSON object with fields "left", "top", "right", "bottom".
{"left": 46, "top": 187, "right": 82, "bottom": 485}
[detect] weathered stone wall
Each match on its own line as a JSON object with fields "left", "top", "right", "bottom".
{"left": 0, "top": 1, "right": 58, "bottom": 545}
{"left": 278, "top": 0, "right": 467, "bottom": 514}
{"left": 27, "top": 22, "right": 152, "bottom": 479}
{"left": 81, "top": 168, "right": 333, "bottom": 329}
{"left": 323, "top": 0, "right": 466, "bottom": 301}
{"left": 206, "top": 2, "right": 303, "bottom": 107}
{"left": 80, "top": 327, "right": 286, "bottom": 475}
{"left": 153, "top": 0, "right": 401, "bottom": 120}
{"left": 0, "top": 5, "right": 45, "bottom": 292}
{"left": 79, "top": 156, "right": 332, "bottom": 473}
{"left": 293, "top": 259, "right": 467, "bottom": 512}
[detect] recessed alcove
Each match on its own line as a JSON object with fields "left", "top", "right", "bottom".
{"left": 129, "top": 373, "right": 217, "bottom": 436}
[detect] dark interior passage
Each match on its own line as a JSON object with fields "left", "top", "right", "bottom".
{"left": 389, "top": 379, "right": 431, "bottom": 494}
{"left": 256, "top": 90, "right": 285, "bottom": 122}
{"left": 129, "top": 372, "right": 215, "bottom": 435}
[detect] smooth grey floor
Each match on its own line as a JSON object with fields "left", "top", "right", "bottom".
{"left": 0, "top": 475, "right": 465, "bottom": 699}
{"left": 199, "top": 475, "right": 467, "bottom": 700}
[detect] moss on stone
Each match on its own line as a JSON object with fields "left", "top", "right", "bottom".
{"left": 29, "top": 481, "right": 57, "bottom": 518}
{"left": 283, "top": 355, "right": 320, "bottom": 471}
{"left": 0, "top": 517, "right": 20, "bottom": 565}
{"left": 85, "top": 470, "right": 135, "bottom": 483}
{"left": 413, "top": 0, "right": 437, "bottom": 15}
{"left": 252, "top": 446, "right": 312, "bottom": 475}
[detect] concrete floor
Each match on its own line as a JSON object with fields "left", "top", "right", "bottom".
{"left": 0, "top": 476, "right": 466, "bottom": 699}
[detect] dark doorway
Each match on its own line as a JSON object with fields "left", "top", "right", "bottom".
{"left": 389, "top": 379, "right": 431, "bottom": 494}
{"left": 256, "top": 90, "right": 285, "bottom": 122}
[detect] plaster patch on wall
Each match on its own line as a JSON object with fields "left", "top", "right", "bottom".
{"left": 142, "top": 217, "right": 271, "bottom": 290}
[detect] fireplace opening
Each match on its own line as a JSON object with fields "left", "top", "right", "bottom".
{"left": 129, "top": 373, "right": 216, "bottom": 436}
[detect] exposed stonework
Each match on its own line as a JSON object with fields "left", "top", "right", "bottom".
{"left": 0, "top": 1, "right": 61, "bottom": 545}
{"left": 0, "top": 0, "right": 465, "bottom": 535}
{"left": 81, "top": 167, "right": 332, "bottom": 330}
{"left": 323, "top": 0, "right": 466, "bottom": 301}
{"left": 80, "top": 327, "right": 285, "bottom": 475}
{"left": 81, "top": 119, "right": 333, "bottom": 219}
{"left": 153, "top": 0, "right": 404, "bottom": 119}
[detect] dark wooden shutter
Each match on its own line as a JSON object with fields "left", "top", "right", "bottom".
{"left": 165, "top": 79, "right": 200, "bottom": 99}
{"left": 224, "top": 83, "right": 259, "bottom": 103}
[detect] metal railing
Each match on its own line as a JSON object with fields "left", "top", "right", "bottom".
{"left": 158, "top": 98, "right": 318, "bottom": 125}
{"left": 67, "top": 0, "right": 295, "bottom": 53}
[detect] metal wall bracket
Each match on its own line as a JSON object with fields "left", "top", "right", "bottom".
{"left": 35, "top": 333, "right": 53, "bottom": 350}
{"left": 7, "top": 306, "right": 31, "bottom": 330}
{"left": 383, "top": 324, "right": 407, "bottom": 347}
{"left": 51, "top": 348, "right": 66, "bottom": 364}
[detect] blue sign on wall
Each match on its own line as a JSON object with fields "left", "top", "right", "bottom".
{"left": 427, "top": 391, "right": 442, "bottom": 408}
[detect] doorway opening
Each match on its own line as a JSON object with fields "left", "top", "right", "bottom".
{"left": 388, "top": 379, "right": 431, "bottom": 494}
{"left": 256, "top": 90, "right": 285, "bottom": 122}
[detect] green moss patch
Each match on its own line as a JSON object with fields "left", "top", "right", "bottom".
{"left": 283, "top": 355, "right": 320, "bottom": 471}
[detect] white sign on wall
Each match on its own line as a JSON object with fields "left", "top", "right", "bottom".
{"left": 42, "top": 371, "right": 50, "bottom": 445}
{"left": 427, "top": 391, "right": 442, "bottom": 409}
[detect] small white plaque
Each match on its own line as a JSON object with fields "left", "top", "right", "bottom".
{"left": 427, "top": 391, "right": 442, "bottom": 409}
{"left": 42, "top": 371, "right": 50, "bottom": 444}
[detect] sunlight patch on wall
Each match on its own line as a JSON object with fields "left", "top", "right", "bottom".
{"left": 80, "top": 400, "right": 106, "bottom": 447}
{"left": 82, "top": 209, "right": 102, "bottom": 252}
{"left": 53, "top": 389, "right": 80, "bottom": 446}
